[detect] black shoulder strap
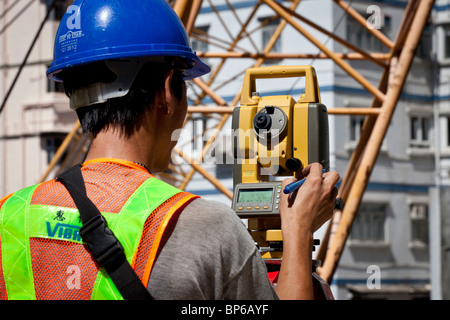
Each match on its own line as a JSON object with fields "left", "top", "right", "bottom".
{"left": 56, "top": 164, "right": 153, "bottom": 300}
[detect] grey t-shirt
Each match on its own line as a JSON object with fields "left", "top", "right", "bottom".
{"left": 147, "top": 198, "right": 279, "bottom": 300}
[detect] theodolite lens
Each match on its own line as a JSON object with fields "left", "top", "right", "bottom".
{"left": 254, "top": 113, "right": 271, "bottom": 131}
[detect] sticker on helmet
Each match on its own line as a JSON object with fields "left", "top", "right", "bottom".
{"left": 59, "top": 5, "right": 84, "bottom": 53}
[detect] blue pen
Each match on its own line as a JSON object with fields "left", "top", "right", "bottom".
{"left": 283, "top": 169, "right": 326, "bottom": 194}
{"left": 283, "top": 177, "right": 306, "bottom": 194}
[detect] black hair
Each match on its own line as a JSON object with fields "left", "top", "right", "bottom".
{"left": 62, "top": 60, "right": 185, "bottom": 138}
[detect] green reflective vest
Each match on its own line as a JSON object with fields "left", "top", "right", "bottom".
{"left": 0, "top": 176, "right": 196, "bottom": 300}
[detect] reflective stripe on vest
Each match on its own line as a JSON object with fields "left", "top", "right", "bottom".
{"left": 0, "top": 177, "right": 198, "bottom": 300}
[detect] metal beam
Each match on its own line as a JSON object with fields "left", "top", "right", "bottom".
{"left": 317, "top": 0, "right": 435, "bottom": 283}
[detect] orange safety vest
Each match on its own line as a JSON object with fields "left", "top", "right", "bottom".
{"left": 0, "top": 160, "right": 198, "bottom": 300}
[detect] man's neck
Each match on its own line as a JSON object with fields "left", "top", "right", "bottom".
{"left": 85, "top": 128, "right": 154, "bottom": 170}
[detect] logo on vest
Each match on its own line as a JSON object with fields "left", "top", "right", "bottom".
{"left": 54, "top": 210, "right": 66, "bottom": 222}
{"left": 46, "top": 222, "right": 81, "bottom": 242}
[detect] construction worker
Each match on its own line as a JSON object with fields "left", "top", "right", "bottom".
{"left": 0, "top": 0, "right": 339, "bottom": 300}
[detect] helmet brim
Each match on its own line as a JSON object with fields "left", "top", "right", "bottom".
{"left": 46, "top": 45, "right": 211, "bottom": 82}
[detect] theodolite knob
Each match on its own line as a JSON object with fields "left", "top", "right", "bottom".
{"left": 312, "top": 239, "right": 320, "bottom": 252}
{"left": 285, "top": 157, "right": 302, "bottom": 172}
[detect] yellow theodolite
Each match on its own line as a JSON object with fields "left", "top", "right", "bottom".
{"left": 231, "top": 65, "right": 335, "bottom": 299}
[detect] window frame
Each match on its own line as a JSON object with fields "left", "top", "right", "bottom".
{"left": 409, "top": 114, "right": 432, "bottom": 149}
{"left": 409, "top": 202, "right": 429, "bottom": 247}
{"left": 349, "top": 202, "right": 387, "bottom": 243}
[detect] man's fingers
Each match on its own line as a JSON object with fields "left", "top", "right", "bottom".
{"left": 282, "top": 163, "right": 340, "bottom": 201}
{"left": 281, "top": 177, "right": 297, "bottom": 191}
{"left": 323, "top": 170, "right": 340, "bottom": 186}
{"left": 329, "top": 186, "right": 338, "bottom": 201}
{"left": 301, "top": 162, "right": 323, "bottom": 178}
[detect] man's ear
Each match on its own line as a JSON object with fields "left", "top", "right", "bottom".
{"left": 162, "top": 69, "right": 175, "bottom": 115}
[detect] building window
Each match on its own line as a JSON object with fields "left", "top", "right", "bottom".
{"left": 416, "top": 23, "right": 432, "bottom": 59}
{"left": 258, "top": 16, "right": 282, "bottom": 64}
{"left": 350, "top": 116, "right": 365, "bottom": 143}
{"left": 191, "top": 25, "right": 210, "bottom": 66}
{"left": 45, "top": 0, "right": 73, "bottom": 21}
{"left": 42, "top": 133, "right": 67, "bottom": 165}
{"left": 447, "top": 116, "right": 450, "bottom": 147}
{"left": 260, "top": 17, "right": 282, "bottom": 52}
{"left": 410, "top": 115, "right": 432, "bottom": 148}
{"left": 410, "top": 203, "right": 429, "bottom": 245}
{"left": 350, "top": 202, "right": 386, "bottom": 242}
{"left": 47, "top": 78, "right": 65, "bottom": 93}
{"left": 444, "top": 25, "right": 450, "bottom": 60}
{"left": 346, "top": 12, "right": 390, "bottom": 53}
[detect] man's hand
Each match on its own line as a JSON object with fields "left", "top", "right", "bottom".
{"left": 275, "top": 162, "right": 340, "bottom": 300}
{"left": 280, "top": 163, "right": 339, "bottom": 235}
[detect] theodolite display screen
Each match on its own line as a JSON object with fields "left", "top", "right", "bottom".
{"left": 238, "top": 188, "right": 273, "bottom": 203}
{"left": 232, "top": 182, "right": 282, "bottom": 217}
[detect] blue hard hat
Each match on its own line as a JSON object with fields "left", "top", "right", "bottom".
{"left": 46, "top": 0, "right": 210, "bottom": 82}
